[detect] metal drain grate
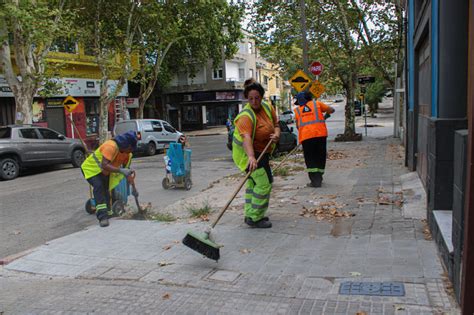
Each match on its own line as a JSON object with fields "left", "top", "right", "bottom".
{"left": 339, "top": 282, "right": 405, "bottom": 296}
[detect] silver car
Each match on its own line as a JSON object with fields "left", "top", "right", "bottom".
{"left": 0, "top": 125, "right": 86, "bottom": 180}
{"left": 113, "top": 119, "right": 183, "bottom": 156}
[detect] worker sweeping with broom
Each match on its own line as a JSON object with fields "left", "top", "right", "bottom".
{"left": 81, "top": 131, "right": 138, "bottom": 227}
{"left": 183, "top": 82, "right": 279, "bottom": 261}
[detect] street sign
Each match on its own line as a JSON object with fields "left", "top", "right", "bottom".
{"left": 309, "top": 80, "right": 325, "bottom": 98}
{"left": 63, "top": 95, "right": 79, "bottom": 112}
{"left": 358, "top": 76, "right": 376, "bottom": 84}
{"left": 289, "top": 70, "right": 311, "bottom": 92}
{"left": 309, "top": 61, "right": 323, "bottom": 76}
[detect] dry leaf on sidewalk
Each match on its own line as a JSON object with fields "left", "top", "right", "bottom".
{"left": 240, "top": 248, "right": 251, "bottom": 254}
{"left": 162, "top": 293, "right": 170, "bottom": 300}
{"left": 162, "top": 245, "right": 172, "bottom": 250}
{"left": 349, "top": 271, "right": 362, "bottom": 277}
{"left": 393, "top": 304, "right": 405, "bottom": 311}
{"left": 356, "top": 312, "right": 367, "bottom": 315}
{"left": 159, "top": 261, "right": 173, "bottom": 267}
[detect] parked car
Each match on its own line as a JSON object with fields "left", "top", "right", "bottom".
{"left": 0, "top": 125, "right": 86, "bottom": 180}
{"left": 227, "top": 120, "right": 297, "bottom": 155}
{"left": 114, "top": 119, "right": 183, "bottom": 156}
{"left": 334, "top": 94, "right": 344, "bottom": 103}
{"left": 279, "top": 110, "right": 295, "bottom": 124}
{"left": 354, "top": 100, "right": 362, "bottom": 116}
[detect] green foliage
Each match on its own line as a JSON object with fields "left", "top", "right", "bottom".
{"left": 188, "top": 201, "right": 212, "bottom": 218}
{"left": 364, "top": 79, "right": 385, "bottom": 107}
{"left": 149, "top": 212, "right": 176, "bottom": 222}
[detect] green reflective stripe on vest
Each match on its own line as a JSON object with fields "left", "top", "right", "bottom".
{"left": 296, "top": 100, "right": 325, "bottom": 127}
{"left": 96, "top": 204, "right": 107, "bottom": 211}
{"left": 307, "top": 167, "right": 325, "bottom": 173}
{"left": 232, "top": 102, "right": 275, "bottom": 172}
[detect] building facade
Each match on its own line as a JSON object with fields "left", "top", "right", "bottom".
{"left": 162, "top": 33, "right": 288, "bottom": 131}
{"left": 0, "top": 42, "right": 139, "bottom": 148}
{"left": 404, "top": 0, "right": 473, "bottom": 310}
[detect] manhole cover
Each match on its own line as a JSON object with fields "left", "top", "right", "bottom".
{"left": 339, "top": 282, "right": 405, "bottom": 296}
{"left": 207, "top": 270, "right": 241, "bottom": 283}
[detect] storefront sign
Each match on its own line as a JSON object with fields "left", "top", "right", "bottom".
{"left": 216, "top": 91, "right": 235, "bottom": 100}
{"left": 0, "top": 76, "right": 13, "bottom": 97}
{"left": 125, "top": 98, "right": 139, "bottom": 108}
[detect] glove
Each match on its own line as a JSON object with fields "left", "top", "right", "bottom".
{"left": 119, "top": 168, "right": 133, "bottom": 177}
{"left": 324, "top": 113, "right": 331, "bottom": 120}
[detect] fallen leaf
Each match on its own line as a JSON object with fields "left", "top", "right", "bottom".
{"left": 162, "top": 245, "right": 172, "bottom": 250}
{"left": 356, "top": 312, "right": 367, "bottom": 315}
{"left": 162, "top": 293, "right": 170, "bottom": 300}
{"left": 159, "top": 261, "right": 173, "bottom": 267}
{"left": 240, "top": 248, "right": 251, "bottom": 254}
{"left": 393, "top": 304, "right": 405, "bottom": 311}
{"left": 173, "top": 240, "right": 180, "bottom": 244}
{"left": 349, "top": 271, "right": 362, "bottom": 277}
{"left": 11, "top": 230, "right": 21, "bottom": 235}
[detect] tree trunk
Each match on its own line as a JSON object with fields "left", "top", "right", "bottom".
{"left": 98, "top": 78, "right": 110, "bottom": 144}
{"left": 138, "top": 96, "right": 145, "bottom": 119}
{"left": 13, "top": 88, "right": 34, "bottom": 124}
{"left": 343, "top": 73, "right": 356, "bottom": 136}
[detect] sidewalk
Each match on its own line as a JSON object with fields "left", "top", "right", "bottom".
{"left": 0, "top": 105, "right": 459, "bottom": 314}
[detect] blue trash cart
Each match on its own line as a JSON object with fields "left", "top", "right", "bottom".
{"left": 162, "top": 143, "right": 192, "bottom": 190}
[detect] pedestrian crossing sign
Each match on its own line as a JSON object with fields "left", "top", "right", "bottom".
{"left": 309, "top": 80, "right": 325, "bottom": 99}
{"left": 63, "top": 95, "right": 79, "bottom": 112}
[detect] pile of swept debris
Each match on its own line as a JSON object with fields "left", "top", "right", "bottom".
{"left": 300, "top": 200, "right": 354, "bottom": 222}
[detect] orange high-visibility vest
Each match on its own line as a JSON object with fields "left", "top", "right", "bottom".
{"left": 293, "top": 99, "right": 328, "bottom": 142}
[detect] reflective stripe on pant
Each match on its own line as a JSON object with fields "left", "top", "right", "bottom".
{"left": 244, "top": 167, "right": 272, "bottom": 222}
{"left": 302, "top": 137, "right": 327, "bottom": 183}
{"left": 86, "top": 173, "right": 111, "bottom": 220}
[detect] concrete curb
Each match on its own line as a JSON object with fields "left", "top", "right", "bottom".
{"left": 0, "top": 247, "right": 36, "bottom": 266}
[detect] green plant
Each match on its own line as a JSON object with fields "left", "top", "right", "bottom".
{"left": 273, "top": 166, "right": 290, "bottom": 177}
{"left": 188, "top": 201, "right": 212, "bottom": 218}
{"left": 149, "top": 212, "right": 176, "bottom": 222}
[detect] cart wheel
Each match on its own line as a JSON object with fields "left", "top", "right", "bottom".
{"left": 85, "top": 199, "right": 96, "bottom": 214}
{"left": 185, "top": 178, "right": 192, "bottom": 191}
{"left": 162, "top": 177, "right": 170, "bottom": 190}
{"left": 112, "top": 200, "right": 126, "bottom": 216}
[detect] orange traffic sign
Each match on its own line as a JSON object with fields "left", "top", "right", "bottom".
{"left": 309, "top": 80, "right": 325, "bottom": 98}
{"left": 63, "top": 95, "right": 79, "bottom": 112}
{"left": 289, "top": 70, "right": 311, "bottom": 92}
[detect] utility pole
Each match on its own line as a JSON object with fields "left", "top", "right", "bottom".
{"left": 299, "top": 0, "right": 309, "bottom": 71}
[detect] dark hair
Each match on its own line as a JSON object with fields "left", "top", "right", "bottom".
{"left": 244, "top": 82, "right": 265, "bottom": 99}
{"left": 244, "top": 78, "right": 256, "bottom": 88}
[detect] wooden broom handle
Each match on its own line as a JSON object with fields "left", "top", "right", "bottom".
{"left": 210, "top": 139, "right": 273, "bottom": 228}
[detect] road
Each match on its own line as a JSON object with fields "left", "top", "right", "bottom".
{"left": 0, "top": 134, "right": 234, "bottom": 259}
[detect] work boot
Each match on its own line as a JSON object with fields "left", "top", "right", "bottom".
{"left": 99, "top": 218, "right": 109, "bottom": 227}
{"left": 245, "top": 217, "right": 272, "bottom": 228}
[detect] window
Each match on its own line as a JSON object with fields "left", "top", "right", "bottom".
{"left": 212, "top": 68, "right": 223, "bottom": 80}
{"left": 183, "top": 105, "right": 199, "bottom": 122}
{"left": 263, "top": 75, "right": 269, "bottom": 85}
{"left": 163, "top": 122, "right": 176, "bottom": 133}
{"left": 38, "top": 128, "right": 60, "bottom": 140}
{"left": 20, "top": 128, "right": 39, "bottom": 139}
{"left": 84, "top": 98, "right": 99, "bottom": 135}
{"left": 50, "top": 38, "right": 77, "bottom": 54}
{"left": 151, "top": 121, "right": 163, "bottom": 132}
{"left": 238, "top": 68, "right": 245, "bottom": 81}
{"left": 249, "top": 69, "right": 254, "bottom": 79}
{"left": 0, "top": 127, "right": 11, "bottom": 139}
{"left": 276, "top": 77, "right": 280, "bottom": 88}
{"left": 248, "top": 42, "right": 253, "bottom": 54}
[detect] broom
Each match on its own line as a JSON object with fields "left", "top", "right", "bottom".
{"left": 182, "top": 139, "right": 273, "bottom": 261}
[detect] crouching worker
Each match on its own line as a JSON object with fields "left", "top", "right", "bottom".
{"left": 81, "top": 131, "right": 137, "bottom": 227}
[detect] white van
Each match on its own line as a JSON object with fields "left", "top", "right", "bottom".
{"left": 114, "top": 119, "right": 183, "bottom": 156}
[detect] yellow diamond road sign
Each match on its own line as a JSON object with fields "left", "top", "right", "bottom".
{"left": 309, "top": 80, "right": 325, "bottom": 99}
{"left": 63, "top": 95, "right": 79, "bottom": 113}
{"left": 289, "top": 70, "right": 311, "bottom": 92}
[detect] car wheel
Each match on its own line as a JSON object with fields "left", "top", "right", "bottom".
{"left": 0, "top": 157, "right": 19, "bottom": 180}
{"left": 71, "top": 149, "right": 85, "bottom": 168}
{"left": 146, "top": 142, "right": 156, "bottom": 156}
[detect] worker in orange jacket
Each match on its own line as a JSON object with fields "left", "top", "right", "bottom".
{"left": 293, "top": 92, "right": 335, "bottom": 187}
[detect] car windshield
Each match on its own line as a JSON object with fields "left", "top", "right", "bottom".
{"left": 0, "top": 127, "right": 11, "bottom": 138}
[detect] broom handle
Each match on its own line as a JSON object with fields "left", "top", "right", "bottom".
{"left": 210, "top": 139, "right": 273, "bottom": 228}
{"left": 271, "top": 144, "right": 301, "bottom": 173}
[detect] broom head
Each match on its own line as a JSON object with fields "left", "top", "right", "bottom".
{"left": 182, "top": 230, "right": 220, "bottom": 261}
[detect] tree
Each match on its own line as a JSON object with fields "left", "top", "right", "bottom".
{"left": 134, "top": 1, "right": 243, "bottom": 119}
{"left": 73, "top": 0, "right": 140, "bottom": 143}
{"left": 0, "top": 0, "right": 73, "bottom": 124}
{"left": 248, "top": 0, "right": 403, "bottom": 140}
